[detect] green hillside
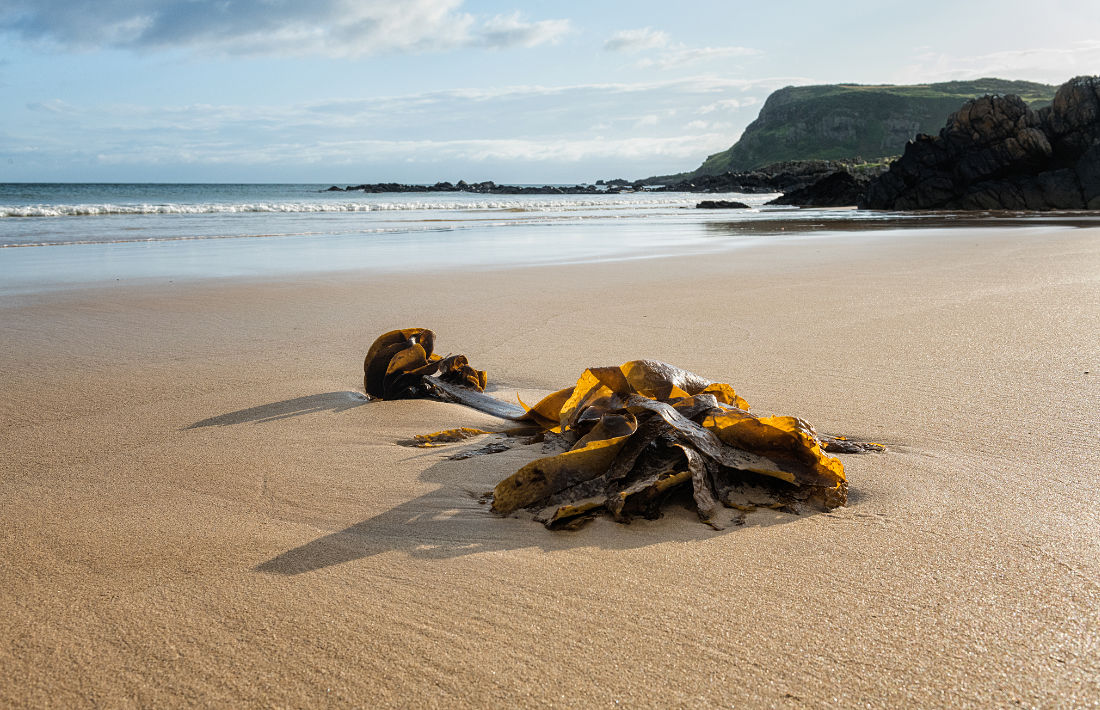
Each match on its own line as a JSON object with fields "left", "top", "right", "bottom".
{"left": 694, "top": 78, "right": 1057, "bottom": 175}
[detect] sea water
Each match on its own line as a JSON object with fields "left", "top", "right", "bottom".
{"left": 0, "top": 183, "right": 770, "bottom": 293}
{"left": 2, "top": 183, "right": 1093, "bottom": 296}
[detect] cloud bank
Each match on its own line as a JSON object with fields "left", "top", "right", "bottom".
{"left": 603, "top": 27, "right": 758, "bottom": 70}
{"left": 603, "top": 28, "right": 669, "bottom": 53}
{"left": 6, "top": 75, "right": 808, "bottom": 179}
{"left": 0, "top": 0, "right": 570, "bottom": 57}
{"left": 895, "top": 41, "right": 1100, "bottom": 86}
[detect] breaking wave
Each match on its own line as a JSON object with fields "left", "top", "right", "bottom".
{"left": 0, "top": 197, "right": 702, "bottom": 218}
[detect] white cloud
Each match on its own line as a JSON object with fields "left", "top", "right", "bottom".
{"left": 698, "top": 97, "right": 758, "bottom": 114}
{"left": 603, "top": 27, "right": 669, "bottom": 53}
{"left": 9, "top": 74, "right": 808, "bottom": 178}
{"left": 602, "top": 29, "right": 758, "bottom": 71}
{"left": 638, "top": 45, "right": 761, "bottom": 70}
{"left": 26, "top": 99, "right": 77, "bottom": 114}
{"left": 294, "top": 76, "right": 800, "bottom": 124}
{"left": 89, "top": 134, "right": 736, "bottom": 167}
{"left": 17, "top": 75, "right": 806, "bottom": 141}
{"left": 0, "top": 0, "right": 570, "bottom": 57}
{"left": 894, "top": 41, "right": 1100, "bottom": 86}
{"left": 478, "top": 12, "right": 571, "bottom": 49}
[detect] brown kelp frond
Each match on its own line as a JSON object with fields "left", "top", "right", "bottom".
{"left": 819, "top": 435, "right": 887, "bottom": 454}
{"left": 408, "top": 427, "right": 494, "bottom": 447}
{"left": 365, "top": 329, "right": 881, "bottom": 529}
{"left": 364, "top": 328, "right": 486, "bottom": 400}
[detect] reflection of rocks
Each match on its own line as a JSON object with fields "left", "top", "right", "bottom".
{"left": 862, "top": 76, "right": 1100, "bottom": 210}
{"left": 767, "top": 171, "right": 869, "bottom": 207}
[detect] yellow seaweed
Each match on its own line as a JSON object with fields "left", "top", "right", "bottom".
{"left": 491, "top": 416, "right": 637, "bottom": 515}
{"left": 411, "top": 427, "right": 494, "bottom": 447}
{"left": 365, "top": 329, "right": 879, "bottom": 529}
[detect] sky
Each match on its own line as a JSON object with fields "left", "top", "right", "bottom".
{"left": 1, "top": 0, "right": 1098, "bottom": 183}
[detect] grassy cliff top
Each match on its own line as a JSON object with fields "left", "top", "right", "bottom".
{"left": 688, "top": 78, "right": 1057, "bottom": 176}
{"left": 765, "top": 79, "right": 1056, "bottom": 104}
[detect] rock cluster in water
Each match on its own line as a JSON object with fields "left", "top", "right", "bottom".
{"left": 325, "top": 180, "right": 605, "bottom": 195}
{"left": 695, "top": 200, "right": 750, "bottom": 209}
{"left": 325, "top": 160, "right": 890, "bottom": 197}
{"left": 862, "top": 76, "right": 1100, "bottom": 210}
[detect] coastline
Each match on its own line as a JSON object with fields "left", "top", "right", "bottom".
{"left": 7, "top": 207, "right": 1100, "bottom": 299}
{"left": 1, "top": 224, "right": 1098, "bottom": 706}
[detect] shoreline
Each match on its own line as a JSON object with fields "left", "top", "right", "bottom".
{"left": 2, "top": 223, "right": 1098, "bottom": 706}
{"left": 5, "top": 209, "right": 1100, "bottom": 300}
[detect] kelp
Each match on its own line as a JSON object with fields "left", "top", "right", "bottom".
{"left": 364, "top": 328, "right": 486, "bottom": 400}
{"left": 410, "top": 427, "right": 494, "bottom": 447}
{"left": 365, "top": 328, "right": 883, "bottom": 529}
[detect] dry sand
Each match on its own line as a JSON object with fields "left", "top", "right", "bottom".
{"left": 1, "top": 225, "right": 1098, "bottom": 707}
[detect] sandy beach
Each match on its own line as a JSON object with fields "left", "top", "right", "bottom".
{"left": 2, "top": 224, "right": 1098, "bottom": 707}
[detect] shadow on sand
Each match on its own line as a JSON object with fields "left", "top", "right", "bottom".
{"left": 254, "top": 450, "right": 823, "bottom": 576}
{"left": 186, "top": 391, "right": 369, "bottom": 429}
{"left": 191, "top": 391, "right": 831, "bottom": 576}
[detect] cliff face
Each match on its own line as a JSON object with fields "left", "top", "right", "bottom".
{"left": 696, "top": 80, "right": 1056, "bottom": 175}
{"left": 862, "top": 76, "right": 1100, "bottom": 210}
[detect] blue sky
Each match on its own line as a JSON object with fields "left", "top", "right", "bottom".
{"left": 2, "top": 0, "right": 1098, "bottom": 183}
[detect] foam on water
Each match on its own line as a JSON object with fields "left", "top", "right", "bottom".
{"left": 0, "top": 183, "right": 788, "bottom": 249}
{"left": 0, "top": 196, "right": 704, "bottom": 218}
{"left": 4, "top": 182, "right": 1090, "bottom": 296}
{"left": 0, "top": 183, "right": 807, "bottom": 292}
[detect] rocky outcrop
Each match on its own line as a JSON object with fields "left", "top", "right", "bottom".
{"left": 324, "top": 180, "right": 604, "bottom": 195}
{"left": 862, "top": 76, "right": 1100, "bottom": 210}
{"left": 691, "top": 79, "right": 1055, "bottom": 175}
{"left": 650, "top": 159, "right": 888, "bottom": 195}
{"left": 766, "top": 171, "right": 870, "bottom": 207}
{"left": 696, "top": 200, "right": 750, "bottom": 209}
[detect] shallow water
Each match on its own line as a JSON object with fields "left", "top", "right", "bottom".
{"left": 3, "top": 183, "right": 1098, "bottom": 296}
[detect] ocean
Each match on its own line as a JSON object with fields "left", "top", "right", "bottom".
{"left": 0, "top": 183, "right": 790, "bottom": 248}
{"left": 2, "top": 183, "right": 1094, "bottom": 296}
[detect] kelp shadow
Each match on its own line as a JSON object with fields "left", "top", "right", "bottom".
{"left": 255, "top": 445, "right": 822, "bottom": 576}
{"left": 186, "top": 391, "right": 369, "bottom": 429}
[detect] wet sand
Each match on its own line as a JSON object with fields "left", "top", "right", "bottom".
{"left": 1, "top": 225, "right": 1098, "bottom": 707}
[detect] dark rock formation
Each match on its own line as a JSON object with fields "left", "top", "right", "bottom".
{"left": 650, "top": 159, "right": 889, "bottom": 195}
{"left": 766, "top": 171, "right": 870, "bottom": 207}
{"left": 862, "top": 76, "right": 1100, "bottom": 210}
{"left": 691, "top": 79, "right": 1055, "bottom": 175}
{"left": 696, "top": 200, "right": 750, "bottom": 209}
{"left": 323, "top": 180, "right": 605, "bottom": 195}
{"left": 325, "top": 162, "right": 890, "bottom": 197}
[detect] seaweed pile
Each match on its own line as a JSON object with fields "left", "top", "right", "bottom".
{"left": 365, "top": 328, "right": 881, "bottom": 530}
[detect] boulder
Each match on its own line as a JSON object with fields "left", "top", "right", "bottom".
{"left": 862, "top": 76, "right": 1100, "bottom": 210}
{"left": 1046, "top": 76, "right": 1100, "bottom": 158}
{"left": 696, "top": 200, "right": 750, "bottom": 209}
{"left": 767, "top": 171, "right": 869, "bottom": 207}
{"left": 1077, "top": 144, "right": 1100, "bottom": 208}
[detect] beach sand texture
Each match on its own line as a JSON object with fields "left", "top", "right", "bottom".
{"left": 2, "top": 226, "right": 1098, "bottom": 707}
